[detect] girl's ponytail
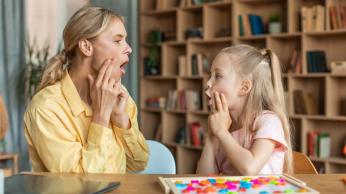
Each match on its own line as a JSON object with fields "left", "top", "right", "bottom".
{"left": 262, "top": 49, "right": 293, "bottom": 174}
{"left": 37, "top": 51, "right": 67, "bottom": 91}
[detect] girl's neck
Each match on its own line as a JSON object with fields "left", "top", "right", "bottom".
{"left": 229, "top": 110, "right": 242, "bottom": 131}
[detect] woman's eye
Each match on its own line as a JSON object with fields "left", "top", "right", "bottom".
{"left": 114, "top": 40, "right": 121, "bottom": 44}
{"left": 215, "top": 74, "right": 222, "bottom": 79}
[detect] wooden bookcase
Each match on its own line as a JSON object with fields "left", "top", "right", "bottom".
{"left": 139, "top": 0, "right": 346, "bottom": 174}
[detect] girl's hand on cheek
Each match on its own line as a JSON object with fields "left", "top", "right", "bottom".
{"left": 208, "top": 92, "right": 232, "bottom": 139}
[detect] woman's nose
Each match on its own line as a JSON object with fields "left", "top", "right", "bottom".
{"left": 124, "top": 43, "right": 132, "bottom": 55}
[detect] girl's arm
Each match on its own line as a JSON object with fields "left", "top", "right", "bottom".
{"left": 196, "top": 134, "right": 218, "bottom": 174}
{"left": 210, "top": 92, "right": 276, "bottom": 175}
{"left": 217, "top": 133, "right": 275, "bottom": 175}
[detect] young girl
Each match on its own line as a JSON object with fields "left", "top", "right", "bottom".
{"left": 24, "top": 6, "right": 148, "bottom": 173}
{"left": 197, "top": 44, "right": 293, "bottom": 175}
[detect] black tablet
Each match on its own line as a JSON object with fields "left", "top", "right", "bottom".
{"left": 5, "top": 174, "right": 120, "bottom": 194}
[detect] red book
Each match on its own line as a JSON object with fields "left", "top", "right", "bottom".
{"left": 190, "top": 122, "right": 201, "bottom": 146}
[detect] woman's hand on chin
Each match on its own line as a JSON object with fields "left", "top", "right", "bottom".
{"left": 88, "top": 59, "right": 119, "bottom": 128}
{"left": 110, "top": 81, "right": 130, "bottom": 129}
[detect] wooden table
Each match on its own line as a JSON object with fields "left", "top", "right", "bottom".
{"left": 22, "top": 173, "right": 346, "bottom": 194}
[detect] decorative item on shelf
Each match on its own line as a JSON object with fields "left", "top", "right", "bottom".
{"left": 144, "top": 51, "right": 160, "bottom": 75}
{"left": 144, "top": 31, "right": 163, "bottom": 76}
{"left": 331, "top": 61, "right": 346, "bottom": 75}
{"left": 185, "top": 27, "right": 203, "bottom": 39}
{"left": 340, "top": 98, "right": 346, "bottom": 116}
{"left": 147, "top": 30, "right": 164, "bottom": 46}
{"left": 269, "top": 14, "right": 281, "bottom": 35}
{"left": 145, "top": 97, "right": 166, "bottom": 109}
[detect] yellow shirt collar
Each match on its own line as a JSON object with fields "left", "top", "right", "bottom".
{"left": 61, "top": 71, "right": 92, "bottom": 117}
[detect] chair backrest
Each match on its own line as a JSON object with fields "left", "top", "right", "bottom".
{"left": 293, "top": 151, "right": 318, "bottom": 174}
{"left": 139, "top": 140, "right": 176, "bottom": 174}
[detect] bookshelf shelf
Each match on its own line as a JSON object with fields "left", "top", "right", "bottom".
{"left": 304, "top": 29, "right": 346, "bottom": 36}
{"left": 140, "top": 0, "right": 346, "bottom": 174}
{"left": 141, "top": 8, "right": 177, "bottom": 15}
{"left": 141, "top": 107, "right": 163, "bottom": 113}
{"left": 142, "top": 75, "right": 177, "bottom": 80}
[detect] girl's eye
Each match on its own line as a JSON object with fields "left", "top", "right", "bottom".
{"left": 215, "top": 74, "right": 222, "bottom": 79}
{"left": 114, "top": 40, "right": 121, "bottom": 44}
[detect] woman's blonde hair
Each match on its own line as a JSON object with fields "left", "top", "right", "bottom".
{"left": 38, "top": 6, "right": 124, "bottom": 91}
{"left": 219, "top": 44, "right": 293, "bottom": 174}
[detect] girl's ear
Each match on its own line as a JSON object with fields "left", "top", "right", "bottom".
{"left": 239, "top": 80, "right": 252, "bottom": 96}
{"left": 78, "top": 39, "right": 93, "bottom": 57}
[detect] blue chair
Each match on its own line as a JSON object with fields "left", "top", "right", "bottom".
{"left": 139, "top": 140, "right": 176, "bottom": 174}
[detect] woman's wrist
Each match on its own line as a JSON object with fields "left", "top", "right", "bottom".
{"left": 111, "top": 113, "right": 130, "bottom": 129}
{"left": 92, "top": 113, "right": 111, "bottom": 128}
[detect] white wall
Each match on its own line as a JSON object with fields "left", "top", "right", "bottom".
{"left": 26, "top": 0, "right": 89, "bottom": 53}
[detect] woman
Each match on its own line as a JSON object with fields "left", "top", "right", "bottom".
{"left": 24, "top": 6, "right": 148, "bottom": 173}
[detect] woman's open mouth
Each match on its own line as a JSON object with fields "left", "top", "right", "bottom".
{"left": 120, "top": 61, "right": 129, "bottom": 75}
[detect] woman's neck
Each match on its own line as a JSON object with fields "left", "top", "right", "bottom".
{"left": 68, "top": 63, "right": 92, "bottom": 106}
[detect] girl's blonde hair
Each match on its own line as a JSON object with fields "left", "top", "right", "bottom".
{"left": 219, "top": 44, "right": 293, "bottom": 174}
{"left": 38, "top": 6, "right": 124, "bottom": 91}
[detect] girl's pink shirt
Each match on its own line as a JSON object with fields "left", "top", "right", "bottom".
{"left": 215, "top": 111, "right": 288, "bottom": 175}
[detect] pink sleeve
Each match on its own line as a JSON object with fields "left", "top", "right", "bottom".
{"left": 253, "top": 113, "right": 288, "bottom": 152}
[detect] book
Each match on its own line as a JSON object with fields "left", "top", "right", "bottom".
{"left": 242, "top": 14, "right": 252, "bottom": 36}
{"left": 249, "top": 14, "right": 265, "bottom": 35}
{"left": 178, "top": 55, "right": 187, "bottom": 76}
{"left": 306, "top": 51, "right": 327, "bottom": 73}
{"left": 318, "top": 132, "right": 330, "bottom": 158}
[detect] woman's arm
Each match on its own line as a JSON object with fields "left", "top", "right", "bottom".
{"left": 112, "top": 96, "right": 149, "bottom": 172}
{"left": 25, "top": 106, "right": 120, "bottom": 173}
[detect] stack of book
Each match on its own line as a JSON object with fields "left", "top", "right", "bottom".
{"left": 329, "top": 4, "right": 346, "bottom": 30}
{"left": 293, "top": 90, "right": 318, "bottom": 115}
{"left": 145, "top": 97, "right": 166, "bottom": 109}
{"left": 175, "top": 122, "right": 205, "bottom": 146}
{"left": 238, "top": 14, "right": 265, "bottom": 36}
{"left": 189, "top": 53, "right": 210, "bottom": 76}
{"left": 166, "top": 90, "right": 201, "bottom": 111}
{"left": 306, "top": 50, "right": 328, "bottom": 73}
{"left": 301, "top": 5, "right": 325, "bottom": 32}
{"left": 181, "top": 53, "right": 209, "bottom": 76}
{"left": 288, "top": 50, "right": 302, "bottom": 74}
{"left": 307, "top": 131, "right": 330, "bottom": 158}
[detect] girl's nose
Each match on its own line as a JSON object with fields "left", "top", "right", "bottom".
{"left": 204, "top": 85, "right": 211, "bottom": 97}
